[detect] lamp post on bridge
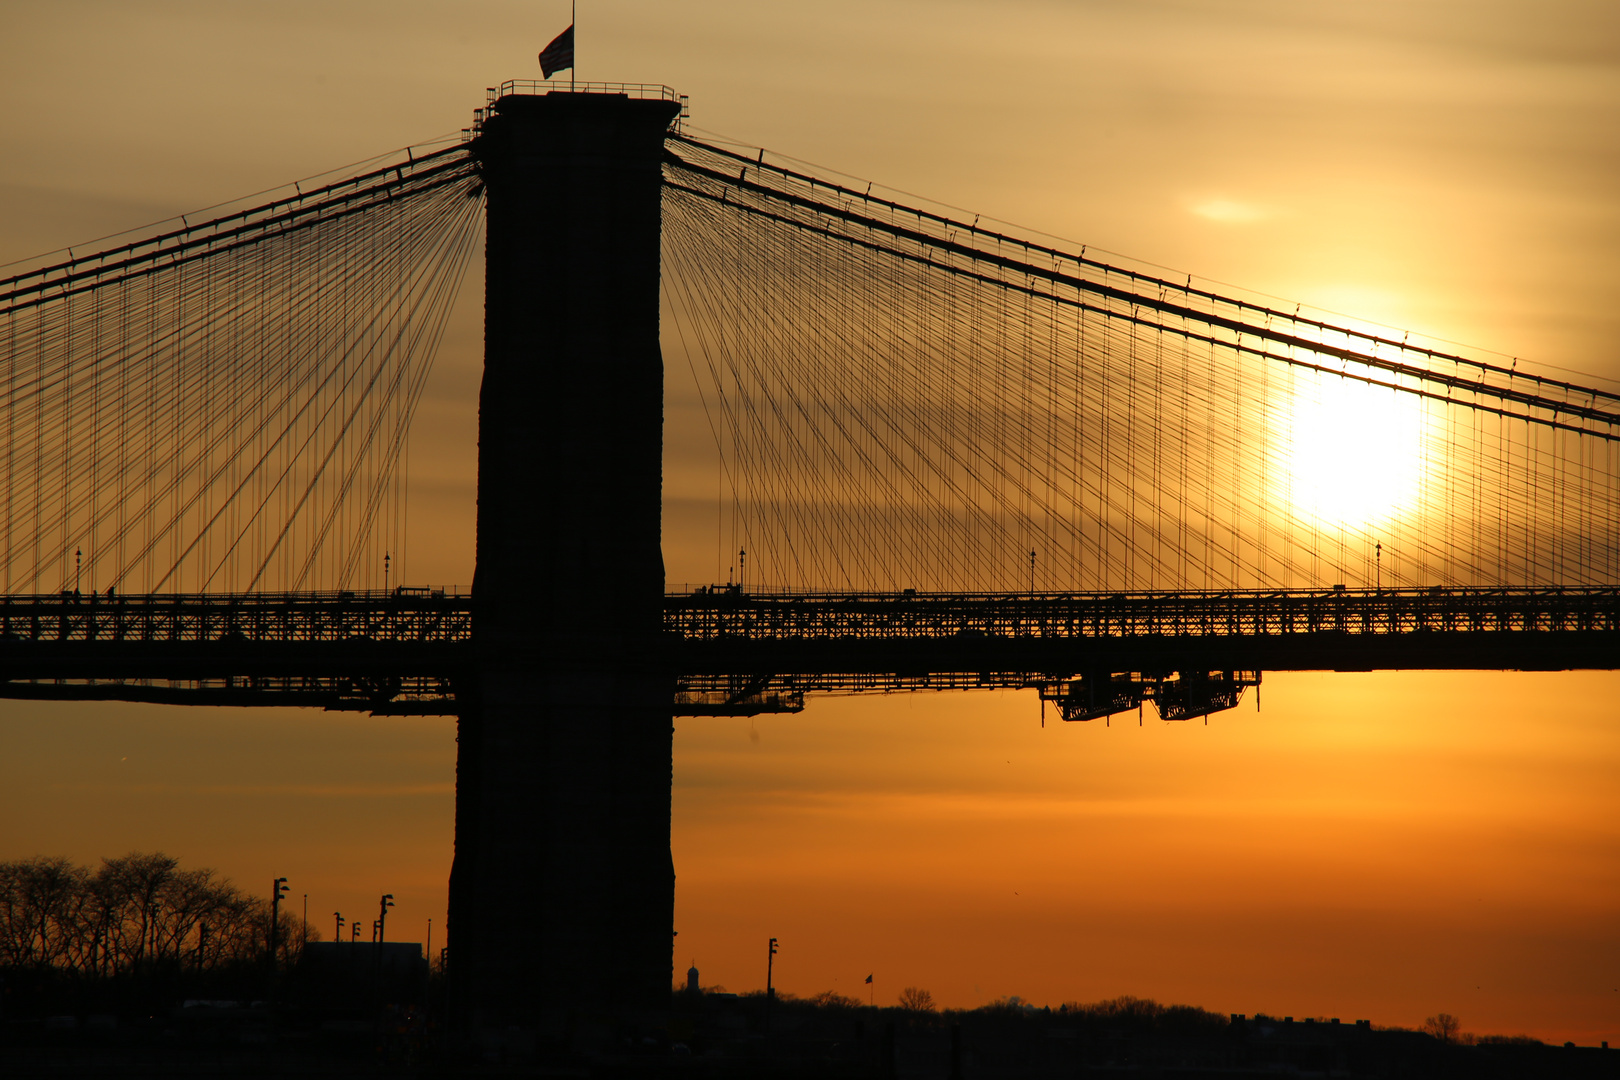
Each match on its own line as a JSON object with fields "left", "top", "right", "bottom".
{"left": 378, "top": 893, "right": 395, "bottom": 943}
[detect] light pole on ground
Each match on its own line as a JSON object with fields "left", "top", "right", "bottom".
{"left": 268, "top": 877, "right": 289, "bottom": 968}
{"left": 766, "top": 937, "right": 779, "bottom": 1033}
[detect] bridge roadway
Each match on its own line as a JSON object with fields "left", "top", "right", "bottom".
{"left": 0, "top": 586, "right": 1612, "bottom": 717}
{"left": 0, "top": 589, "right": 471, "bottom": 713}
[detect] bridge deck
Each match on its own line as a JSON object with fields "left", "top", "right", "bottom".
{"left": 0, "top": 587, "right": 1612, "bottom": 715}
{"left": 0, "top": 591, "right": 472, "bottom": 714}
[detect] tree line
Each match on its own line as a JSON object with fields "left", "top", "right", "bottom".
{"left": 0, "top": 852, "right": 312, "bottom": 978}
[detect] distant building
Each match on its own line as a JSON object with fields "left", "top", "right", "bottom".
{"left": 687, "top": 964, "right": 701, "bottom": 994}
{"left": 297, "top": 942, "right": 428, "bottom": 1005}
{"left": 302, "top": 941, "right": 426, "bottom": 977}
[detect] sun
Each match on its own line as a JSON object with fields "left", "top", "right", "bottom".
{"left": 1285, "top": 374, "right": 1428, "bottom": 527}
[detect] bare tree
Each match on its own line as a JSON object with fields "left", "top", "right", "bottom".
{"left": 1422, "top": 1013, "right": 1461, "bottom": 1044}
{"left": 99, "top": 852, "right": 180, "bottom": 972}
{"left": 0, "top": 857, "right": 89, "bottom": 969}
{"left": 898, "top": 986, "right": 936, "bottom": 1012}
{"left": 0, "top": 852, "right": 292, "bottom": 978}
{"left": 809, "top": 990, "right": 862, "bottom": 1009}
{"left": 200, "top": 891, "right": 264, "bottom": 969}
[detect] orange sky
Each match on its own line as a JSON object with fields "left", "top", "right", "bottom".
{"left": 1, "top": 0, "right": 1617, "bottom": 1045}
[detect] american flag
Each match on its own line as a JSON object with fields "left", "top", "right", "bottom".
{"left": 539, "top": 25, "right": 574, "bottom": 79}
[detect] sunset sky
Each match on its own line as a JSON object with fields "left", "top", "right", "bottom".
{"left": 1, "top": 0, "right": 1617, "bottom": 1044}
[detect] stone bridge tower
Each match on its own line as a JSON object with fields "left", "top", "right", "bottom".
{"left": 453, "top": 87, "right": 680, "bottom": 1047}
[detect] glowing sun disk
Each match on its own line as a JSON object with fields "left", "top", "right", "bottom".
{"left": 1286, "top": 376, "right": 1427, "bottom": 527}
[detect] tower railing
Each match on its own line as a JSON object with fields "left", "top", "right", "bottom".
{"left": 463, "top": 82, "right": 688, "bottom": 140}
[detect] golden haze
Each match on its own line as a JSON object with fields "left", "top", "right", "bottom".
{"left": 0, "top": 0, "right": 1616, "bottom": 1045}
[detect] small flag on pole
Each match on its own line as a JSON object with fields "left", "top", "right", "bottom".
{"left": 865, "top": 974, "right": 873, "bottom": 984}
{"left": 539, "top": 25, "right": 574, "bottom": 79}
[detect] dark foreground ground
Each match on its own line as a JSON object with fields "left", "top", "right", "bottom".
{"left": 2, "top": 990, "right": 1616, "bottom": 1079}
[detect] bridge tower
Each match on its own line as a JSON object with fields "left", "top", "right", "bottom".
{"left": 454, "top": 88, "right": 680, "bottom": 1045}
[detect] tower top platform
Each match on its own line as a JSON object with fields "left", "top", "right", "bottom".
{"left": 464, "top": 81, "right": 688, "bottom": 141}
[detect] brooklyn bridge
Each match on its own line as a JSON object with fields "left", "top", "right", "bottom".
{"left": 1, "top": 82, "right": 1615, "bottom": 1044}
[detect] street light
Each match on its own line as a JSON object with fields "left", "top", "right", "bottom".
{"left": 335, "top": 912, "right": 345, "bottom": 943}
{"left": 378, "top": 893, "right": 395, "bottom": 943}
{"left": 268, "top": 877, "right": 289, "bottom": 967}
{"left": 766, "top": 937, "right": 779, "bottom": 1033}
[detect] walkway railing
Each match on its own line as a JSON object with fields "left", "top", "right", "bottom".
{"left": 0, "top": 590, "right": 473, "bottom": 645}
{"left": 665, "top": 587, "right": 1620, "bottom": 641}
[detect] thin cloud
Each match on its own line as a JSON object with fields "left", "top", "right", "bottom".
{"left": 1187, "top": 197, "right": 1272, "bottom": 224}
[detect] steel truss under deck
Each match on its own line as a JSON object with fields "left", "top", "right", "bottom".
{"left": 0, "top": 587, "right": 1613, "bottom": 720}
{"left": 665, "top": 586, "right": 1618, "bottom": 720}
